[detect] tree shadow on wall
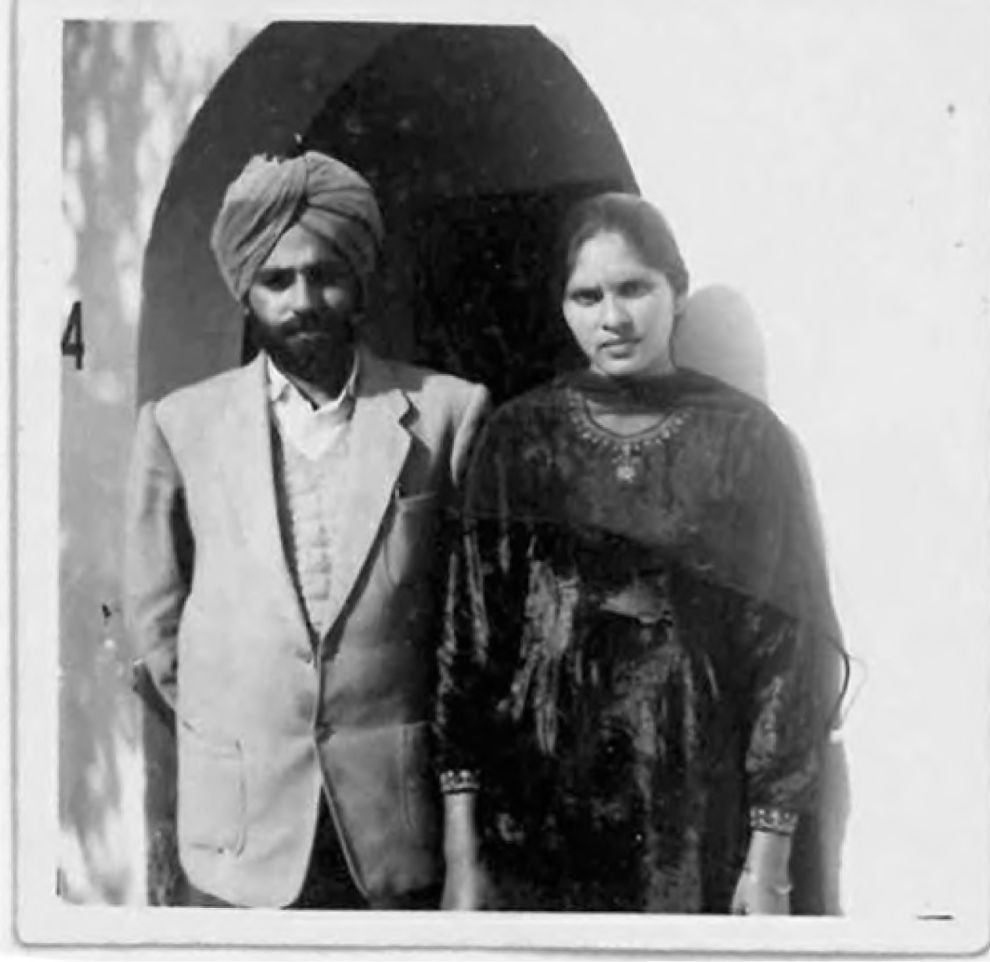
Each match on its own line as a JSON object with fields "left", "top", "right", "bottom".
{"left": 60, "top": 20, "right": 245, "bottom": 904}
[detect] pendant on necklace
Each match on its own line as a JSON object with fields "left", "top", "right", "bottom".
{"left": 616, "top": 444, "right": 639, "bottom": 483}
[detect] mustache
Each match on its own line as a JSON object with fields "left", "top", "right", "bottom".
{"left": 280, "top": 311, "right": 345, "bottom": 337}
{"left": 246, "top": 308, "right": 351, "bottom": 338}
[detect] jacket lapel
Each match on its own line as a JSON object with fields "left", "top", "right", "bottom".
{"left": 219, "top": 355, "right": 309, "bottom": 637}
{"left": 324, "top": 348, "right": 411, "bottom": 634}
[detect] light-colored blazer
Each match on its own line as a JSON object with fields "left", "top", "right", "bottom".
{"left": 124, "top": 347, "right": 489, "bottom": 907}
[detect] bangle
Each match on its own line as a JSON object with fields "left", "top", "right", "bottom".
{"left": 749, "top": 806, "right": 798, "bottom": 836}
{"left": 440, "top": 769, "right": 480, "bottom": 794}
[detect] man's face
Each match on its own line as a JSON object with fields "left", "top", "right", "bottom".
{"left": 246, "top": 223, "right": 359, "bottom": 382}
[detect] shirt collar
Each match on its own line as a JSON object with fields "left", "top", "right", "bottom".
{"left": 266, "top": 350, "right": 361, "bottom": 413}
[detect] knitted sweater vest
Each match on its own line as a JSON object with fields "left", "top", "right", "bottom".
{"left": 271, "top": 426, "right": 350, "bottom": 643}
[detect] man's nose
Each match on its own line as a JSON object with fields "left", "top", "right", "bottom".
{"left": 289, "top": 274, "right": 319, "bottom": 311}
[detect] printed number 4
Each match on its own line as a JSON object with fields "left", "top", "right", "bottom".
{"left": 62, "top": 301, "right": 84, "bottom": 369}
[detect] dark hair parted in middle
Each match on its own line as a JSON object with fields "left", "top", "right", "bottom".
{"left": 558, "top": 192, "right": 690, "bottom": 299}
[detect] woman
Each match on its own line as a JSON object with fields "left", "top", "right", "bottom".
{"left": 436, "top": 193, "right": 847, "bottom": 914}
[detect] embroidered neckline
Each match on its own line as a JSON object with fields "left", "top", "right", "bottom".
{"left": 564, "top": 386, "right": 686, "bottom": 484}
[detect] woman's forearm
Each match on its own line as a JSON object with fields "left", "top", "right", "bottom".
{"left": 440, "top": 789, "right": 489, "bottom": 909}
{"left": 443, "top": 789, "right": 481, "bottom": 863}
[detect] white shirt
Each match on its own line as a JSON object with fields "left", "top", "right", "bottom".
{"left": 266, "top": 353, "right": 360, "bottom": 461}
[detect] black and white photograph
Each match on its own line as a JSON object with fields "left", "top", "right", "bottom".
{"left": 7, "top": 0, "right": 990, "bottom": 955}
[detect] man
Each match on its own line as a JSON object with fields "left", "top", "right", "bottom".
{"left": 124, "top": 150, "right": 489, "bottom": 909}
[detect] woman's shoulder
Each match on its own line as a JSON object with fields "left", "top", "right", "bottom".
{"left": 462, "top": 379, "right": 572, "bottom": 513}
{"left": 676, "top": 367, "right": 788, "bottom": 440}
{"left": 479, "top": 378, "right": 570, "bottom": 439}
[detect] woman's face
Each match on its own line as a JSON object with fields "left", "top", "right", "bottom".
{"left": 562, "top": 230, "right": 681, "bottom": 381}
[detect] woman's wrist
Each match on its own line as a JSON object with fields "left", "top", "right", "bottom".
{"left": 442, "top": 787, "right": 482, "bottom": 863}
{"left": 745, "top": 828, "right": 793, "bottom": 886}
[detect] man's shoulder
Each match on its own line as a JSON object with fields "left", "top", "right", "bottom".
{"left": 366, "top": 353, "right": 486, "bottom": 409}
{"left": 150, "top": 363, "right": 254, "bottom": 423}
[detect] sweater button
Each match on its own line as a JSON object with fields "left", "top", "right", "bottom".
{"left": 299, "top": 649, "right": 314, "bottom": 664}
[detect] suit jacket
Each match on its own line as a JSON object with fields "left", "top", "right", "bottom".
{"left": 124, "top": 347, "right": 489, "bottom": 907}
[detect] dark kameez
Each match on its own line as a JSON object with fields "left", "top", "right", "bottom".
{"left": 437, "top": 368, "right": 845, "bottom": 913}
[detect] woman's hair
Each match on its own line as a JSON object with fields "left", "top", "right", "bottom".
{"left": 557, "top": 192, "right": 689, "bottom": 299}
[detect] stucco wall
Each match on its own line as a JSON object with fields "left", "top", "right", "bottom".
{"left": 59, "top": 20, "right": 261, "bottom": 904}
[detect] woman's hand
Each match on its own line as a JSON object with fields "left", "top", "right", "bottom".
{"left": 731, "top": 828, "right": 793, "bottom": 915}
{"left": 440, "top": 790, "right": 490, "bottom": 910}
{"left": 441, "top": 852, "right": 491, "bottom": 910}
{"left": 730, "top": 867, "right": 791, "bottom": 915}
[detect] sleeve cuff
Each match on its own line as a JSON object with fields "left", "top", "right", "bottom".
{"left": 439, "top": 769, "right": 480, "bottom": 794}
{"left": 749, "top": 806, "right": 799, "bottom": 836}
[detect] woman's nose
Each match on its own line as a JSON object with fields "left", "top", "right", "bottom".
{"left": 601, "top": 294, "right": 629, "bottom": 329}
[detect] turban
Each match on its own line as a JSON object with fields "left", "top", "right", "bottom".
{"left": 210, "top": 151, "right": 384, "bottom": 303}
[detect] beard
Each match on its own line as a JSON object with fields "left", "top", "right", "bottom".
{"left": 246, "top": 306, "right": 355, "bottom": 387}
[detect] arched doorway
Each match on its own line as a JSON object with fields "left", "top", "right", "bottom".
{"left": 136, "top": 20, "right": 638, "bottom": 903}
{"left": 138, "top": 22, "right": 637, "bottom": 407}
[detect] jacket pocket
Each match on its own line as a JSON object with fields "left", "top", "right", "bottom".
{"left": 383, "top": 491, "right": 439, "bottom": 588}
{"left": 177, "top": 719, "right": 247, "bottom": 855}
{"left": 399, "top": 721, "right": 441, "bottom": 849}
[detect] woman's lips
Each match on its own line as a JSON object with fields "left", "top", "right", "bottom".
{"left": 601, "top": 339, "right": 639, "bottom": 355}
